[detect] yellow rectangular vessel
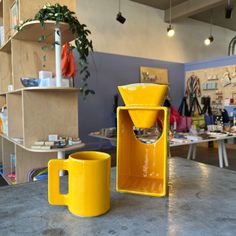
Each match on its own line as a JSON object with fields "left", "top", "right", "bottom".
{"left": 116, "top": 106, "right": 168, "bottom": 197}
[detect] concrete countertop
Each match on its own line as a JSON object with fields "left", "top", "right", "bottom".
{"left": 1, "top": 157, "right": 236, "bottom": 236}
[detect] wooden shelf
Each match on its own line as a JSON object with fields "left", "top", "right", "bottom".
{"left": 0, "top": 87, "right": 79, "bottom": 95}
{"left": 13, "top": 20, "right": 75, "bottom": 45}
{"left": 0, "top": 37, "right": 11, "bottom": 52}
{"left": 1, "top": 173, "right": 16, "bottom": 185}
{"left": 7, "top": 87, "right": 79, "bottom": 94}
{"left": 0, "top": 133, "right": 85, "bottom": 153}
{"left": 0, "top": 1, "right": 3, "bottom": 19}
{"left": 0, "top": 47, "right": 12, "bottom": 92}
{"left": 7, "top": 92, "right": 23, "bottom": 139}
{"left": 26, "top": 143, "right": 85, "bottom": 153}
{"left": 0, "top": 93, "right": 6, "bottom": 107}
{"left": 0, "top": 0, "right": 80, "bottom": 184}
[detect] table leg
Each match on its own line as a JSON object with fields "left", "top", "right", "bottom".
{"left": 187, "top": 144, "right": 193, "bottom": 160}
{"left": 169, "top": 150, "right": 172, "bottom": 158}
{"left": 57, "top": 151, "right": 65, "bottom": 176}
{"left": 217, "top": 140, "right": 223, "bottom": 168}
{"left": 222, "top": 141, "right": 229, "bottom": 167}
{"left": 192, "top": 144, "right": 197, "bottom": 160}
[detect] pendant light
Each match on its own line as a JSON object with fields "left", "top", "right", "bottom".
{"left": 167, "top": 0, "right": 175, "bottom": 37}
{"left": 116, "top": 0, "right": 126, "bottom": 24}
{"left": 204, "top": 11, "right": 214, "bottom": 46}
{"left": 225, "top": 0, "right": 233, "bottom": 19}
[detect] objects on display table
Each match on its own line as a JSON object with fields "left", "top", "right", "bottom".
{"left": 169, "top": 130, "right": 236, "bottom": 145}
{"left": 31, "top": 134, "right": 81, "bottom": 150}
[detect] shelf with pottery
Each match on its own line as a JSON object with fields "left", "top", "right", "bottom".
{"left": 0, "top": 136, "right": 55, "bottom": 184}
{"left": 0, "top": 131, "right": 85, "bottom": 153}
{"left": 0, "top": 20, "right": 75, "bottom": 52}
{"left": 0, "top": 0, "right": 83, "bottom": 184}
{"left": 0, "top": 0, "right": 76, "bottom": 44}
{"left": 13, "top": 20, "right": 75, "bottom": 43}
{"left": 6, "top": 88, "right": 80, "bottom": 148}
{"left": 0, "top": 0, "right": 76, "bottom": 93}
{"left": 0, "top": 20, "right": 77, "bottom": 92}
{"left": 0, "top": 87, "right": 84, "bottom": 184}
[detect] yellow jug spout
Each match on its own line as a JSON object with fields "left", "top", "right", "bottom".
{"left": 118, "top": 83, "right": 167, "bottom": 128}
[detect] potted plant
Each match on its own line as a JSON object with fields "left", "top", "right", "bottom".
{"left": 16, "top": 3, "right": 94, "bottom": 98}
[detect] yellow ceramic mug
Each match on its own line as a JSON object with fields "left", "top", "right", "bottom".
{"left": 48, "top": 151, "right": 111, "bottom": 217}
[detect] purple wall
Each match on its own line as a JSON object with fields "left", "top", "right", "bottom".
{"left": 74, "top": 52, "right": 185, "bottom": 148}
{"left": 185, "top": 55, "right": 236, "bottom": 71}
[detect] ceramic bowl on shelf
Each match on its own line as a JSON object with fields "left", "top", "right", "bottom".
{"left": 20, "top": 77, "right": 40, "bottom": 87}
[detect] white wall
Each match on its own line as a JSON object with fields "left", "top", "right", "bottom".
{"left": 76, "top": 0, "right": 236, "bottom": 63}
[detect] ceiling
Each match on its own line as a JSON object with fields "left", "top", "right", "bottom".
{"left": 131, "top": 0, "right": 236, "bottom": 31}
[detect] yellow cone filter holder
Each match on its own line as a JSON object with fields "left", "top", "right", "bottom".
{"left": 118, "top": 83, "right": 167, "bottom": 128}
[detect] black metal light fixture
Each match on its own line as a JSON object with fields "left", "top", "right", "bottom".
{"left": 204, "top": 11, "right": 214, "bottom": 46}
{"left": 116, "top": 0, "right": 126, "bottom": 24}
{"left": 167, "top": 0, "right": 175, "bottom": 37}
{"left": 204, "top": 35, "right": 214, "bottom": 46}
{"left": 225, "top": 0, "right": 233, "bottom": 19}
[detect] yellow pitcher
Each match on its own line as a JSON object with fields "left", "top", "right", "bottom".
{"left": 48, "top": 151, "right": 111, "bottom": 217}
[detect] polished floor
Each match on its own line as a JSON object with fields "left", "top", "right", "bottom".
{"left": 171, "top": 145, "right": 236, "bottom": 171}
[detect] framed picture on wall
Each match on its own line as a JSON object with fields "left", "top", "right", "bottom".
{"left": 140, "top": 66, "right": 169, "bottom": 84}
{"left": 10, "top": 0, "right": 19, "bottom": 36}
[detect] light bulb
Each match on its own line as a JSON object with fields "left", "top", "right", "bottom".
{"left": 167, "top": 25, "right": 175, "bottom": 37}
{"left": 204, "top": 35, "right": 214, "bottom": 46}
{"left": 204, "top": 38, "right": 211, "bottom": 45}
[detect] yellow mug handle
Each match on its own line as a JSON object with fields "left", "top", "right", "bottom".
{"left": 48, "top": 159, "right": 69, "bottom": 205}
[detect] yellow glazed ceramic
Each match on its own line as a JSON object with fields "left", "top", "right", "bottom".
{"left": 118, "top": 83, "right": 167, "bottom": 128}
{"left": 116, "top": 107, "right": 168, "bottom": 197}
{"left": 48, "top": 151, "right": 111, "bottom": 217}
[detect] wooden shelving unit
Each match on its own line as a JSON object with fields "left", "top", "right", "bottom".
{"left": 0, "top": 0, "right": 83, "bottom": 184}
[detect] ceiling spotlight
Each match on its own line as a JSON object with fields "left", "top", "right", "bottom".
{"left": 167, "top": 25, "right": 175, "bottom": 37}
{"left": 116, "top": 12, "right": 126, "bottom": 24}
{"left": 167, "top": 0, "right": 175, "bottom": 37}
{"left": 204, "top": 35, "right": 214, "bottom": 46}
{"left": 116, "top": 0, "right": 126, "bottom": 24}
{"left": 225, "top": 0, "right": 233, "bottom": 19}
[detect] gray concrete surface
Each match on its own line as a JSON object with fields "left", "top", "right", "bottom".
{"left": 1, "top": 157, "right": 236, "bottom": 236}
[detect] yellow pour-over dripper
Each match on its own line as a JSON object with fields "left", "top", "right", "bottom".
{"left": 118, "top": 83, "right": 167, "bottom": 128}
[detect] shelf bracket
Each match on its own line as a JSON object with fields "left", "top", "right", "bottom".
{"left": 55, "top": 23, "right": 62, "bottom": 87}
{"left": 57, "top": 151, "right": 65, "bottom": 176}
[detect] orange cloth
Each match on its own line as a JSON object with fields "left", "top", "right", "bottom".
{"left": 61, "top": 42, "right": 76, "bottom": 77}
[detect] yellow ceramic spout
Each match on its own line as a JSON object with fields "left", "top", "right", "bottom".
{"left": 118, "top": 83, "right": 167, "bottom": 128}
